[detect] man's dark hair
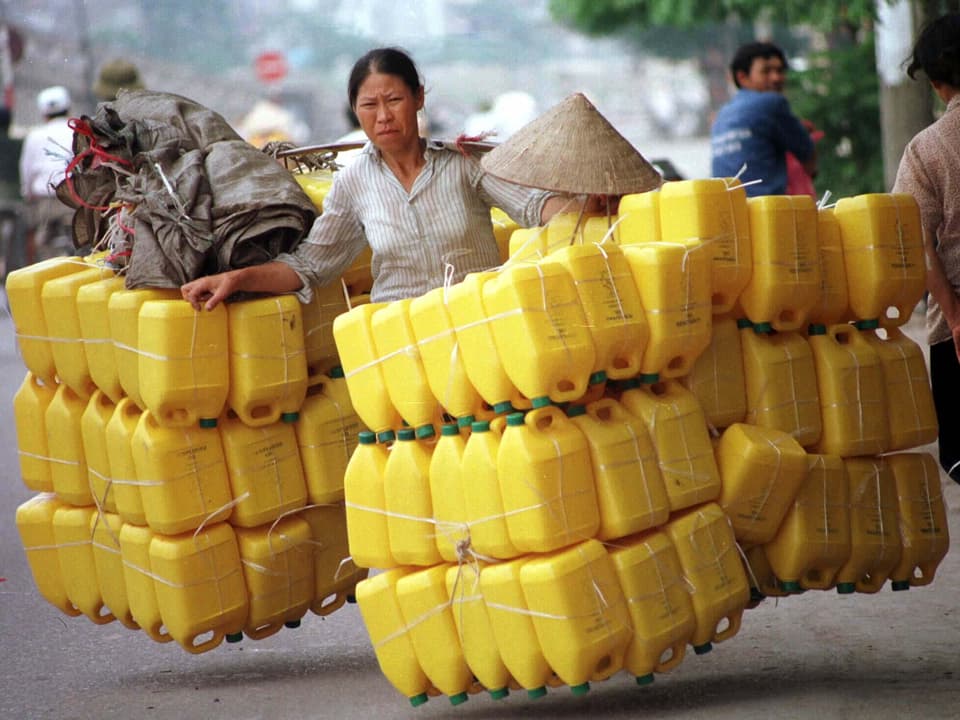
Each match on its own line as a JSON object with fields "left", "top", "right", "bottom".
{"left": 906, "top": 13, "right": 960, "bottom": 87}
{"left": 730, "top": 42, "right": 788, "bottom": 88}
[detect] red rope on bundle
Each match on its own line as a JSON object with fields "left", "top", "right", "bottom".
{"left": 62, "top": 117, "right": 134, "bottom": 212}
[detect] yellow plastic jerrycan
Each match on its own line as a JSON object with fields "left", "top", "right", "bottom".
{"left": 429, "top": 423, "right": 469, "bottom": 563}
{"left": 739, "top": 323, "right": 822, "bottom": 447}
{"left": 228, "top": 295, "right": 308, "bottom": 426}
{"left": 508, "top": 225, "right": 553, "bottom": 262}
{"left": 461, "top": 417, "right": 519, "bottom": 560}
{"left": 132, "top": 411, "right": 233, "bottom": 535}
{"left": 344, "top": 431, "right": 394, "bottom": 569}
{"left": 609, "top": 530, "right": 696, "bottom": 685}
{"left": 741, "top": 195, "right": 821, "bottom": 331}
{"left": 52, "top": 504, "right": 115, "bottom": 624}
{"left": 41, "top": 265, "right": 114, "bottom": 399}
{"left": 765, "top": 453, "right": 851, "bottom": 592}
{"left": 396, "top": 564, "right": 476, "bottom": 705}
{"left": 372, "top": 298, "right": 441, "bottom": 430}
{"left": 45, "top": 382, "right": 91, "bottom": 507}
{"left": 7, "top": 256, "right": 88, "bottom": 385}
{"left": 81, "top": 390, "right": 117, "bottom": 513}
{"left": 582, "top": 215, "right": 621, "bottom": 245}
{"left": 355, "top": 567, "right": 437, "bottom": 708}
{"left": 808, "top": 324, "right": 889, "bottom": 457}
{"left": 498, "top": 406, "right": 600, "bottom": 554}
{"left": 743, "top": 544, "right": 789, "bottom": 602}
{"left": 548, "top": 243, "right": 649, "bottom": 380}
{"left": 620, "top": 380, "right": 722, "bottom": 513}
{"left": 408, "top": 285, "right": 484, "bottom": 421}
{"left": 446, "top": 562, "right": 512, "bottom": 701}
{"left": 16, "top": 493, "right": 82, "bottom": 617}
{"left": 109, "top": 287, "right": 183, "bottom": 410}
{"left": 384, "top": 426, "right": 441, "bottom": 566}
{"left": 659, "top": 178, "right": 752, "bottom": 315}
{"left": 301, "top": 503, "right": 368, "bottom": 617}
{"left": 490, "top": 206, "right": 518, "bottom": 264}
{"left": 483, "top": 261, "right": 596, "bottom": 405}
{"left": 859, "top": 325, "right": 938, "bottom": 451}
{"left": 446, "top": 271, "right": 526, "bottom": 413}
{"left": 105, "top": 397, "right": 147, "bottom": 526}
{"left": 76, "top": 275, "right": 127, "bottom": 403}
{"left": 293, "top": 168, "right": 333, "bottom": 210}
{"left": 300, "top": 282, "right": 350, "bottom": 377}
{"left": 89, "top": 510, "right": 139, "bottom": 629}
{"left": 617, "top": 189, "right": 661, "bottom": 244}
{"left": 480, "top": 558, "right": 558, "bottom": 698}
{"left": 716, "top": 423, "right": 808, "bottom": 546}
{"left": 547, "top": 210, "right": 603, "bottom": 248}
{"left": 235, "top": 516, "right": 314, "bottom": 640}
{"left": 296, "top": 368, "right": 361, "bottom": 505}
{"left": 836, "top": 457, "right": 901, "bottom": 594}
{"left": 566, "top": 399, "right": 669, "bottom": 541}
{"left": 138, "top": 299, "right": 229, "bottom": 428}
{"left": 835, "top": 193, "right": 925, "bottom": 327}
{"left": 333, "top": 302, "right": 402, "bottom": 437}
{"left": 118, "top": 522, "right": 172, "bottom": 643}
{"left": 13, "top": 372, "right": 56, "bottom": 492}
{"left": 809, "top": 207, "right": 850, "bottom": 327}
{"left": 521, "top": 539, "right": 632, "bottom": 694}
{"left": 682, "top": 315, "right": 747, "bottom": 431}
{"left": 219, "top": 412, "right": 307, "bottom": 528}
{"left": 887, "top": 452, "right": 950, "bottom": 591}
{"left": 150, "top": 522, "right": 248, "bottom": 653}
{"left": 665, "top": 503, "right": 750, "bottom": 655}
{"left": 622, "top": 240, "right": 712, "bottom": 379}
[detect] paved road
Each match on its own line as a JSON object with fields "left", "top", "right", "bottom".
{"left": 1, "top": 303, "right": 958, "bottom": 720}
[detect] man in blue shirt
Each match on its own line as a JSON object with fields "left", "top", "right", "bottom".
{"left": 711, "top": 42, "right": 817, "bottom": 196}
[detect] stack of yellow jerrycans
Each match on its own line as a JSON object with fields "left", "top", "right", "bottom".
{"left": 11, "top": 252, "right": 367, "bottom": 654}
{"left": 336, "top": 184, "right": 949, "bottom": 709}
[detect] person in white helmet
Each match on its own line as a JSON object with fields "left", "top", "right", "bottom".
{"left": 18, "top": 85, "right": 76, "bottom": 263}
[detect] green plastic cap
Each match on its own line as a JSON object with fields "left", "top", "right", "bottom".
{"left": 855, "top": 318, "right": 880, "bottom": 330}
{"left": 415, "top": 424, "right": 435, "bottom": 439}
{"left": 471, "top": 420, "right": 491, "bottom": 433}
{"left": 397, "top": 428, "right": 416, "bottom": 441}
{"left": 492, "top": 401, "right": 514, "bottom": 414}
{"left": 836, "top": 582, "right": 856, "bottom": 594}
{"left": 753, "top": 322, "right": 773, "bottom": 334}
{"left": 358, "top": 430, "right": 376, "bottom": 445}
{"left": 807, "top": 324, "right": 827, "bottom": 336}
{"left": 779, "top": 579, "right": 802, "bottom": 593}
{"left": 376, "top": 429, "right": 396, "bottom": 444}
{"left": 636, "top": 673, "right": 655, "bottom": 687}
{"left": 891, "top": 580, "right": 911, "bottom": 592}
{"left": 409, "top": 692, "right": 429, "bottom": 708}
{"left": 618, "top": 377, "right": 641, "bottom": 391}
{"left": 283, "top": 619, "right": 301, "bottom": 629}
{"left": 531, "top": 396, "right": 552, "bottom": 408}
{"left": 489, "top": 687, "right": 509, "bottom": 700}
{"left": 589, "top": 370, "right": 607, "bottom": 385}
{"left": 527, "top": 686, "right": 547, "bottom": 700}
{"left": 639, "top": 373, "right": 660, "bottom": 384}
{"left": 329, "top": 365, "right": 345, "bottom": 379}
{"left": 448, "top": 692, "right": 469, "bottom": 706}
{"left": 281, "top": 411, "right": 299, "bottom": 423}
{"left": 225, "top": 632, "right": 243, "bottom": 643}
{"left": 199, "top": 417, "right": 218, "bottom": 428}
{"left": 736, "top": 318, "right": 753, "bottom": 329}
{"left": 570, "top": 682, "right": 590, "bottom": 697}
{"left": 693, "top": 642, "right": 713, "bottom": 655}
{"left": 506, "top": 412, "right": 525, "bottom": 426}
{"left": 440, "top": 423, "right": 459, "bottom": 437}
{"left": 457, "top": 414, "right": 475, "bottom": 429}
{"left": 566, "top": 404, "right": 587, "bottom": 418}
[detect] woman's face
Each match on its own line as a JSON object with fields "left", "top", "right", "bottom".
{"left": 354, "top": 71, "right": 424, "bottom": 155}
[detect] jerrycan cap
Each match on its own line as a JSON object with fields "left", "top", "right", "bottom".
{"left": 891, "top": 580, "right": 911, "bottom": 592}
{"left": 639, "top": 373, "right": 660, "bottom": 384}
{"left": 409, "top": 692, "right": 429, "bottom": 707}
{"left": 588, "top": 370, "right": 607, "bottom": 385}
{"left": 566, "top": 404, "right": 587, "bottom": 418}
{"left": 283, "top": 619, "right": 301, "bottom": 629}
{"left": 225, "top": 632, "right": 243, "bottom": 643}
{"left": 281, "top": 411, "right": 299, "bottom": 423}
{"left": 527, "top": 686, "right": 547, "bottom": 699}
{"left": 753, "top": 322, "right": 773, "bottom": 334}
{"left": 854, "top": 318, "right": 880, "bottom": 330}
{"left": 439, "top": 423, "right": 459, "bottom": 437}
{"left": 415, "top": 423, "right": 435, "bottom": 439}
{"left": 531, "top": 396, "right": 552, "bottom": 408}
{"left": 807, "top": 324, "right": 827, "bottom": 336}
{"left": 693, "top": 641, "right": 713, "bottom": 655}
{"left": 329, "top": 365, "right": 345, "bottom": 378}
{"left": 635, "top": 673, "right": 655, "bottom": 686}
{"left": 506, "top": 412, "right": 526, "bottom": 427}
{"left": 376, "top": 429, "right": 396, "bottom": 444}
{"left": 736, "top": 318, "right": 753, "bottom": 329}
{"left": 836, "top": 582, "right": 856, "bottom": 594}
{"left": 198, "top": 418, "right": 218, "bottom": 428}
{"left": 492, "top": 401, "right": 514, "bottom": 414}
{"left": 358, "top": 430, "right": 376, "bottom": 445}
{"left": 456, "top": 414, "right": 475, "bottom": 429}
{"left": 471, "top": 420, "right": 491, "bottom": 432}
{"left": 570, "top": 682, "right": 591, "bottom": 697}
{"left": 396, "top": 428, "right": 416, "bottom": 441}
{"left": 448, "top": 692, "right": 469, "bottom": 706}
{"left": 779, "top": 579, "right": 802, "bottom": 593}
{"left": 489, "top": 687, "right": 510, "bottom": 700}
{"left": 749, "top": 588, "right": 766, "bottom": 604}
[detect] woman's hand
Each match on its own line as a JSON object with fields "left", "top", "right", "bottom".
{"left": 181, "top": 269, "right": 247, "bottom": 311}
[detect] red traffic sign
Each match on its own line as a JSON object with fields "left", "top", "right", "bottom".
{"left": 254, "top": 51, "right": 288, "bottom": 83}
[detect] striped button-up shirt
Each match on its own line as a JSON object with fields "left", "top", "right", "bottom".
{"left": 276, "top": 140, "right": 551, "bottom": 302}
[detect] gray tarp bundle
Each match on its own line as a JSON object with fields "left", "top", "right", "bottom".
{"left": 57, "top": 90, "right": 316, "bottom": 288}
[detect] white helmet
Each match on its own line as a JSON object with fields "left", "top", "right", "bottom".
{"left": 37, "top": 85, "right": 71, "bottom": 116}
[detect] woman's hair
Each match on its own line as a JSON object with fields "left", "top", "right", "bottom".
{"left": 907, "top": 13, "right": 960, "bottom": 87}
{"left": 348, "top": 47, "right": 422, "bottom": 109}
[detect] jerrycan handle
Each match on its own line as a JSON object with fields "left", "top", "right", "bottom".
{"left": 525, "top": 404, "right": 566, "bottom": 433}
{"left": 654, "top": 642, "right": 687, "bottom": 673}
{"left": 911, "top": 564, "right": 936, "bottom": 587}
{"left": 586, "top": 397, "right": 623, "bottom": 422}
{"left": 143, "top": 620, "right": 173, "bottom": 644}
{"left": 305, "top": 373, "right": 330, "bottom": 398}
{"left": 183, "top": 629, "right": 225, "bottom": 654}
{"left": 313, "top": 592, "right": 348, "bottom": 617}
{"left": 244, "top": 622, "right": 283, "bottom": 641}
{"left": 712, "top": 609, "right": 743, "bottom": 644}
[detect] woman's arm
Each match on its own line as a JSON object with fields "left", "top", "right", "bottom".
{"left": 181, "top": 261, "right": 303, "bottom": 311}
{"left": 922, "top": 227, "right": 960, "bottom": 361}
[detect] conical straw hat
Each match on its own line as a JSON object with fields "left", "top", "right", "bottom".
{"left": 480, "top": 92, "right": 663, "bottom": 195}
